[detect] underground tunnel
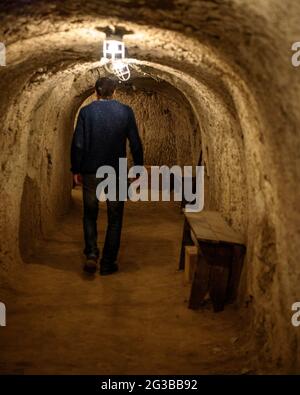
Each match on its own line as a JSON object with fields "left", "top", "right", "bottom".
{"left": 0, "top": 0, "right": 299, "bottom": 376}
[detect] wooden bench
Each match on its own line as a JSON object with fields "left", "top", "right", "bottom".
{"left": 179, "top": 210, "right": 246, "bottom": 312}
{"left": 184, "top": 246, "right": 198, "bottom": 284}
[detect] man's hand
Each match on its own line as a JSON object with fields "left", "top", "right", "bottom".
{"left": 73, "top": 173, "right": 82, "bottom": 186}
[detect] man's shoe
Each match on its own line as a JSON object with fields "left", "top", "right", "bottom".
{"left": 83, "top": 257, "right": 98, "bottom": 274}
{"left": 100, "top": 262, "right": 119, "bottom": 276}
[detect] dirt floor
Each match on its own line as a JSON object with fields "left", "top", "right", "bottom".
{"left": 0, "top": 189, "right": 252, "bottom": 375}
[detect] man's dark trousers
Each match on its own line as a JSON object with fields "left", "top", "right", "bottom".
{"left": 82, "top": 174, "right": 124, "bottom": 264}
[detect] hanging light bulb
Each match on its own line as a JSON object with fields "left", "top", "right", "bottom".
{"left": 101, "top": 37, "right": 131, "bottom": 82}
{"left": 112, "top": 61, "right": 131, "bottom": 82}
{"left": 103, "top": 39, "right": 125, "bottom": 61}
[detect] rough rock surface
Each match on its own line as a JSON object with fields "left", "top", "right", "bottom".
{"left": 0, "top": 0, "right": 299, "bottom": 372}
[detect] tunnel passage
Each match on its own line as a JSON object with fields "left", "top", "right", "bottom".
{"left": 0, "top": 0, "right": 299, "bottom": 373}
{"left": 20, "top": 74, "right": 202, "bottom": 260}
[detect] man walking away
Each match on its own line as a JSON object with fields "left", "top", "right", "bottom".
{"left": 71, "top": 77, "right": 143, "bottom": 275}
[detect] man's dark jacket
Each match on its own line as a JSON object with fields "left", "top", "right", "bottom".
{"left": 71, "top": 99, "right": 143, "bottom": 174}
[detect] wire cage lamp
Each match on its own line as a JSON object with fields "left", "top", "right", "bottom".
{"left": 101, "top": 38, "right": 131, "bottom": 82}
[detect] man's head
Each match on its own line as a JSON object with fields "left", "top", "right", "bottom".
{"left": 95, "top": 77, "right": 117, "bottom": 99}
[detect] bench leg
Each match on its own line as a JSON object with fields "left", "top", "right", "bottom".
{"left": 188, "top": 251, "right": 210, "bottom": 309}
{"left": 209, "top": 265, "right": 230, "bottom": 312}
{"left": 179, "top": 218, "right": 194, "bottom": 271}
{"left": 197, "top": 242, "right": 232, "bottom": 312}
{"left": 184, "top": 246, "right": 198, "bottom": 283}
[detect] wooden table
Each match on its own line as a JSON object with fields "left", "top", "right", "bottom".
{"left": 179, "top": 210, "right": 246, "bottom": 312}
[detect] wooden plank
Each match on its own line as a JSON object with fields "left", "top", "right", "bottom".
{"left": 199, "top": 242, "right": 233, "bottom": 312}
{"left": 184, "top": 210, "right": 244, "bottom": 245}
{"left": 190, "top": 229, "right": 198, "bottom": 246}
{"left": 209, "top": 265, "right": 230, "bottom": 312}
{"left": 200, "top": 242, "right": 234, "bottom": 267}
{"left": 178, "top": 217, "right": 194, "bottom": 270}
{"left": 186, "top": 216, "right": 216, "bottom": 241}
{"left": 188, "top": 250, "right": 210, "bottom": 309}
{"left": 182, "top": 210, "right": 246, "bottom": 312}
{"left": 184, "top": 246, "right": 198, "bottom": 283}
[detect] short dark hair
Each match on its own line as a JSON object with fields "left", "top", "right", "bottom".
{"left": 95, "top": 77, "right": 117, "bottom": 98}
